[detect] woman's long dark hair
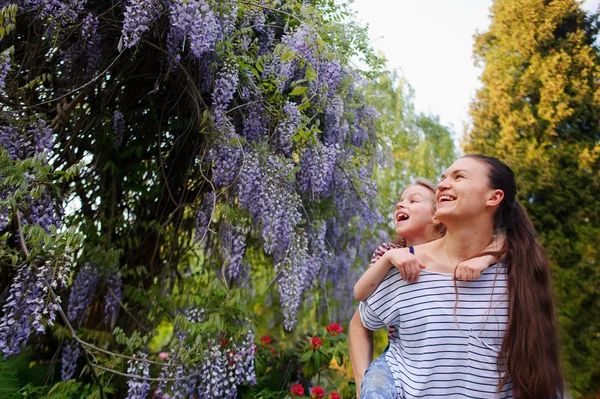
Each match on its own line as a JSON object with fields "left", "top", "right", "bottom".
{"left": 465, "top": 154, "right": 564, "bottom": 399}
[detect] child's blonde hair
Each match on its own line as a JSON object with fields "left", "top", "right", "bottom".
{"left": 392, "top": 178, "right": 446, "bottom": 246}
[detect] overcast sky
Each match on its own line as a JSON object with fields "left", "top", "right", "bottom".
{"left": 350, "top": 0, "right": 600, "bottom": 139}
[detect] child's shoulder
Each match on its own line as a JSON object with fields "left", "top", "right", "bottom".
{"left": 375, "top": 241, "right": 403, "bottom": 254}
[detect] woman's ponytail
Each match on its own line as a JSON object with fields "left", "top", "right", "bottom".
{"left": 464, "top": 154, "right": 564, "bottom": 399}
{"left": 499, "top": 202, "right": 563, "bottom": 398}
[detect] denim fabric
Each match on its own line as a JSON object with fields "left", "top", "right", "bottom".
{"left": 360, "top": 351, "right": 397, "bottom": 399}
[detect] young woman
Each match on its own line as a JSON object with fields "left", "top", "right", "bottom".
{"left": 350, "top": 178, "right": 500, "bottom": 396}
{"left": 352, "top": 155, "right": 563, "bottom": 399}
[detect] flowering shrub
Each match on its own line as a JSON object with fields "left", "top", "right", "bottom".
{"left": 0, "top": 0, "right": 383, "bottom": 396}
{"left": 249, "top": 323, "right": 355, "bottom": 399}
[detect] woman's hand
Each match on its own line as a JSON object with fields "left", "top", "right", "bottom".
{"left": 384, "top": 248, "right": 426, "bottom": 283}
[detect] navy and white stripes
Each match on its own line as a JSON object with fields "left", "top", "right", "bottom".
{"left": 359, "top": 264, "right": 513, "bottom": 398}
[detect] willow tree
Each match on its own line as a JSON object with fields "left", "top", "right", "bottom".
{"left": 0, "top": 0, "right": 388, "bottom": 397}
{"left": 464, "top": 0, "right": 600, "bottom": 396}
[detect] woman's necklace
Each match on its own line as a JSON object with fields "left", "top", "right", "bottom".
{"left": 444, "top": 240, "right": 460, "bottom": 277}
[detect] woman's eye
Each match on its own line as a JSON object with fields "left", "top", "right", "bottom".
{"left": 455, "top": 175, "right": 463, "bottom": 180}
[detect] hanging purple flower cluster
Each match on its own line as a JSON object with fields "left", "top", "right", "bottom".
{"left": 66, "top": 262, "right": 99, "bottom": 327}
{"left": 155, "top": 308, "right": 255, "bottom": 397}
{"left": 167, "top": 0, "right": 220, "bottom": 63}
{"left": 0, "top": 48, "right": 11, "bottom": 94}
{"left": 297, "top": 142, "right": 338, "bottom": 199}
{"left": 0, "top": 257, "right": 71, "bottom": 358}
{"left": 195, "top": 191, "right": 215, "bottom": 244}
{"left": 275, "top": 232, "right": 312, "bottom": 330}
{"left": 220, "top": 223, "right": 247, "bottom": 281}
{"left": 0, "top": 118, "right": 53, "bottom": 160}
{"left": 277, "top": 101, "right": 301, "bottom": 155}
{"left": 125, "top": 352, "right": 151, "bottom": 399}
{"left": 104, "top": 263, "right": 122, "bottom": 327}
{"left": 121, "top": 0, "right": 161, "bottom": 49}
{"left": 81, "top": 12, "right": 101, "bottom": 81}
{"left": 258, "top": 155, "right": 302, "bottom": 258}
{"left": 61, "top": 262, "right": 100, "bottom": 380}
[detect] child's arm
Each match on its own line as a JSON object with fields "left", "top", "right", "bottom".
{"left": 348, "top": 309, "right": 373, "bottom": 398}
{"left": 454, "top": 234, "right": 506, "bottom": 280}
{"left": 354, "top": 247, "right": 425, "bottom": 301}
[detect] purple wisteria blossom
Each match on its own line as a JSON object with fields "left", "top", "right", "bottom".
{"left": 277, "top": 101, "right": 300, "bottom": 155}
{"left": 0, "top": 48, "right": 11, "bottom": 94}
{"left": 25, "top": 190, "right": 63, "bottom": 231}
{"left": 195, "top": 191, "right": 214, "bottom": 243}
{"left": 258, "top": 156, "right": 302, "bottom": 258}
{"left": 242, "top": 101, "right": 266, "bottom": 141}
{"left": 0, "top": 258, "right": 70, "bottom": 358}
{"left": 236, "top": 149, "right": 262, "bottom": 218}
{"left": 220, "top": 224, "right": 246, "bottom": 281}
{"left": 22, "top": 0, "right": 87, "bottom": 23}
{"left": 0, "top": 119, "right": 53, "bottom": 160}
{"left": 61, "top": 262, "right": 98, "bottom": 380}
{"left": 320, "top": 59, "right": 342, "bottom": 98}
{"left": 112, "top": 110, "right": 125, "bottom": 147}
{"left": 81, "top": 12, "right": 100, "bottom": 81}
{"left": 104, "top": 263, "right": 122, "bottom": 327}
{"left": 297, "top": 142, "right": 338, "bottom": 199}
{"left": 212, "top": 60, "right": 239, "bottom": 126}
{"left": 66, "top": 262, "right": 99, "bottom": 327}
{"left": 167, "top": 0, "right": 220, "bottom": 62}
{"left": 125, "top": 352, "right": 151, "bottom": 399}
{"left": 208, "top": 121, "right": 243, "bottom": 188}
{"left": 323, "top": 95, "right": 346, "bottom": 146}
{"left": 61, "top": 339, "right": 80, "bottom": 380}
{"left": 276, "top": 232, "right": 311, "bottom": 330}
{"left": 121, "top": 0, "right": 161, "bottom": 49}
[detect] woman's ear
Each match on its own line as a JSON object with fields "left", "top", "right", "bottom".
{"left": 486, "top": 189, "right": 505, "bottom": 208}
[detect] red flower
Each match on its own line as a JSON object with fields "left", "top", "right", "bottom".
{"left": 269, "top": 347, "right": 275, "bottom": 354}
{"left": 311, "top": 386, "right": 325, "bottom": 399}
{"left": 311, "top": 336, "right": 322, "bottom": 350}
{"left": 290, "top": 384, "right": 305, "bottom": 397}
{"left": 326, "top": 323, "right": 343, "bottom": 336}
{"left": 260, "top": 335, "right": 273, "bottom": 347}
{"left": 330, "top": 392, "right": 341, "bottom": 399}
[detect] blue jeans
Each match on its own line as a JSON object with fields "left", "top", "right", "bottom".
{"left": 360, "top": 349, "right": 397, "bottom": 399}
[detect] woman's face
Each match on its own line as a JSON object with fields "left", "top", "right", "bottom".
{"left": 394, "top": 184, "right": 437, "bottom": 241}
{"left": 435, "top": 157, "right": 498, "bottom": 221}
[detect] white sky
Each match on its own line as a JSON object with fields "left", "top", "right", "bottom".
{"left": 350, "top": 0, "right": 600, "bottom": 139}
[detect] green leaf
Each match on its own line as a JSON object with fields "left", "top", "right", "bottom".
{"left": 299, "top": 351, "right": 313, "bottom": 363}
{"left": 289, "top": 86, "right": 307, "bottom": 96}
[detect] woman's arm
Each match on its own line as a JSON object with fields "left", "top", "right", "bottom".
{"left": 348, "top": 309, "right": 373, "bottom": 398}
{"left": 354, "top": 248, "right": 425, "bottom": 300}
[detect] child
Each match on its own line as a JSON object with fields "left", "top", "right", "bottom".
{"left": 350, "top": 179, "right": 501, "bottom": 398}
{"left": 354, "top": 178, "right": 498, "bottom": 301}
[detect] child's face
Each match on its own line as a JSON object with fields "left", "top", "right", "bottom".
{"left": 394, "top": 185, "right": 437, "bottom": 243}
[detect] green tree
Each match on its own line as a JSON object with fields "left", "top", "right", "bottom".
{"left": 371, "top": 70, "right": 456, "bottom": 215}
{"left": 464, "top": 0, "right": 600, "bottom": 396}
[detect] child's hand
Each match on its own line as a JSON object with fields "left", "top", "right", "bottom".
{"left": 454, "top": 259, "right": 489, "bottom": 280}
{"left": 385, "top": 248, "right": 426, "bottom": 283}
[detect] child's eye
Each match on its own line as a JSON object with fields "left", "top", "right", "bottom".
{"left": 410, "top": 200, "right": 418, "bottom": 204}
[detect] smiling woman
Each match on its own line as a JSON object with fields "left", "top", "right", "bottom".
{"left": 352, "top": 154, "right": 564, "bottom": 399}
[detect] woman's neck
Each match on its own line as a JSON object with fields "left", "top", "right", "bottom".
{"left": 444, "top": 227, "right": 494, "bottom": 262}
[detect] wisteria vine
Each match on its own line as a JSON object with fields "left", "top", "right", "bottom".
{"left": 0, "top": 0, "right": 386, "bottom": 395}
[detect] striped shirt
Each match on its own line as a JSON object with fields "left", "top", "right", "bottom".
{"left": 359, "top": 261, "right": 513, "bottom": 398}
{"left": 369, "top": 242, "right": 402, "bottom": 268}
